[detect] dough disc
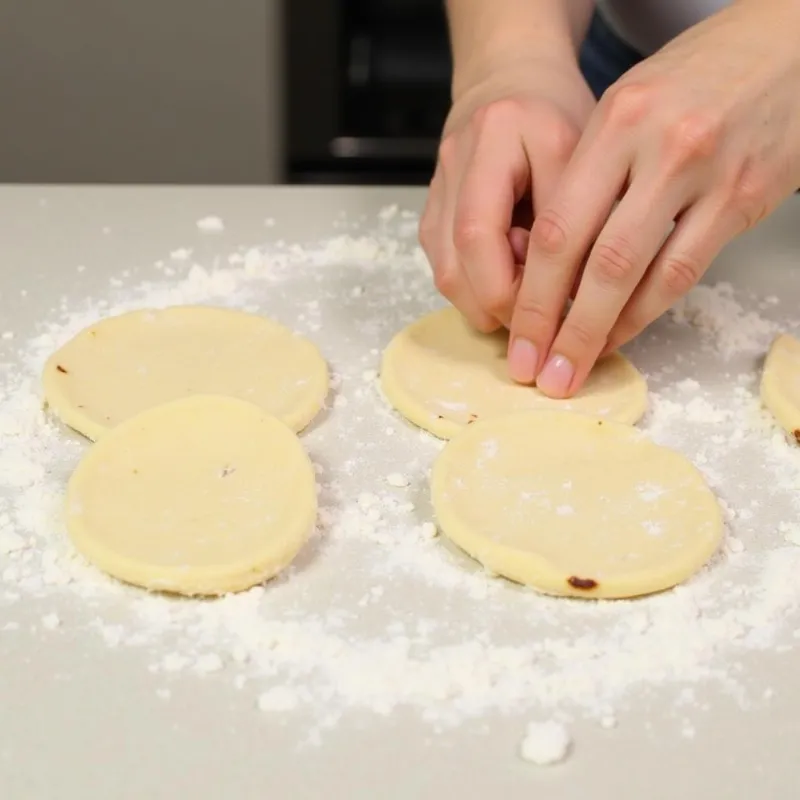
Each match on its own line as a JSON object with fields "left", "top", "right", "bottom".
{"left": 431, "top": 410, "right": 722, "bottom": 599}
{"left": 43, "top": 305, "right": 328, "bottom": 440}
{"left": 65, "top": 395, "right": 317, "bottom": 596}
{"left": 761, "top": 333, "right": 800, "bottom": 442}
{"left": 381, "top": 307, "right": 647, "bottom": 438}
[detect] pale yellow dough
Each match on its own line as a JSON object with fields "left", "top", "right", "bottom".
{"left": 761, "top": 333, "right": 800, "bottom": 441}
{"left": 43, "top": 306, "right": 328, "bottom": 440}
{"left": 381, "top": 307, "right": 647, "bottom": 438}
{"left": 431, "top": 410, "right": 722, "bottom": 599}
{"left": 65, "top": 395, "right": 317, "bottom": 596}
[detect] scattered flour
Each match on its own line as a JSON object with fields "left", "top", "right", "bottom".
{"left": 196, "top": 216, "right": 225, "bottom": 233}
{"left": 41, "top": 613, "right": 60, "bottom": 630}
{"left": 780, "top": 522, "right": 800, "bottom": 547}
{"left": 670, "top": 282, "right": 778, "bottom": 358}
{"left": 0, "top": 530, "right": 27, "bottom": 554}
{"left": 258, "top": 686, "right": 300, "bottom": 713}
{"left": 1, "top": 207, "right": 799, "bottom": 752}
{"left": 194, "top": 653, "right": 224, "bottom": 674}
{"left": 519, "top": 721, "right": 572, "bottom": 766}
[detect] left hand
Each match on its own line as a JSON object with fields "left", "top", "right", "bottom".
{"left": 508, "top": 0, "right": 800, "bottom": 397}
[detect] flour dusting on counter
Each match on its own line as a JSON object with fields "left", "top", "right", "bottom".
{"left": 520, "top": 721, "right": 572, "bottom": 766}
{"left": 196, "top": 216, "right": 225, "bottom": 233}
{"left": 0, "top": 205, "right": 799, "bottom": 751}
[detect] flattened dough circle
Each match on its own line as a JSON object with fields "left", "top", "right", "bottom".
{"left": 761, "top": 333, "right": 800, "bottom": 441}
{"left": 381, "top": 307, "right": 647, "bottom": 438}
{"left": 44, "top": 306, "right": 328, "bottom": 440}
{"left": 431, "top": 410, "right": 722, "bottom": 599}
{"left": 66, "top": 395, "right": 317, "bottom": 596}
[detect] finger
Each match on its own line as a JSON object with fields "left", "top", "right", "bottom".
{"left": 607, "top": 198, "right": 747, "bottom": 350}
{"left": 453, "top": 120, "right": 529, "bottom": 326}
{"left": 419, "top": 160, "right": 445, "bottom": 263}
{"left": 526, "top": 127, "right": 576, "bottom": 222}
{"left": 536, "top": 178, "right": 686, "bottom": 398}
{"left": 509, "top": 226, "right": 530, "bottom": 265}
{"left": 508, "top": 137, "right": 628, "bottom": 384}
{"left": 437, "top": 135, "right": 500, "bottom": 333}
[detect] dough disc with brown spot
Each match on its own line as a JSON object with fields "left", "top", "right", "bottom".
{"left": 43, "top": 305, "right": 328, "bottom": 441}
{"left": 65, "top": 395, "right": 317, "bottom": 596}
{"left": 431, "top": 410, "right": 723, "bottom": 599}
{"left": 761, "top": 333, "right": 800, "bottom": 442}
{"left": 380, "top": 307, "right": 647, "bottom": 438}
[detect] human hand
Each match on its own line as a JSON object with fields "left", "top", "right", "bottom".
{"left": 419, "top": 56, "right": 595, "bottom": 332}
{"left": 509, "top": 1, "right": 800, "bottom": 397}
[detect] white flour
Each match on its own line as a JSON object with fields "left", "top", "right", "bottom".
{"left": 519, "top": 720, "right": 572, "bottom": 766}
{"left": 1, "top": 206, "right": 800, "bottom": 753}
{"left": 196, "top": 216, "right": 225, "bottom": 233}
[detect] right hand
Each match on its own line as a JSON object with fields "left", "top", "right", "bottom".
{"left": 419, "top": 57, "right": 596, "bottom": 333}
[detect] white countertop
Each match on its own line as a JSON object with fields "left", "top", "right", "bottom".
{"left": 2, "top": 185, "right": 800, "bottom": 799}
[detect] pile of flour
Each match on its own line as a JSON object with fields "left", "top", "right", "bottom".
{"left": 1, "top": 205, "right": 800, "bottom": 754}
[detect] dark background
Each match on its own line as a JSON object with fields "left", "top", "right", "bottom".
{"left": 287, "top": 0, "right": 449, "bottom": 185}
{"left": 0, "top": 0, "right": 450, "bottom": 186}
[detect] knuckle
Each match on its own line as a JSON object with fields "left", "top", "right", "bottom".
{"left": 724, "top": 164, "right": 770, "bottom": 230}
{"left": 452, "top": 216, "right": 486, "bottom": 255}
{"left": 480, "top": 286, "right": 513, "bottom": 319}
{"left": 539, "top": 115, "right": 580, "bottom": 162}
{"left": 529, "top": 208, "right": 571, "bottom": 257}
{"left": 591, "top": 237, "right": 639, "bottom": 286}
{"left": 418, "top": 215, "right": 435, "bottom": 252}
{"left": 472, "top": 98, "right": 518, "bottom": 132}
{"left": 437, "top": 134, "right": 458, "bottom": 169}
{"left": 661, "top": 252, "right": 703, "bottom": 296}
{"left": 559, "top": 318, "right": 597, "bottom": 352}
{"left": 661, "top": 112, "right": 721, "bottom": 173}
{"left": 512, "top": 293, "right": 553, "bottom": 340}
{"left": 433, "top": 264, "right": 459, "bottom": 297}
{"left": 471, "top": 314, "right": 502, "bottom": 334}
{"left": 601, "top": 82, "right": 653, "bottom": 129}
{"left": 609, "top": 313, "right": 645, "bottom": 349}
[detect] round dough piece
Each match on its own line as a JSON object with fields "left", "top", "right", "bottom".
{"left": 43, "top": 306, "right": 328, "bottom": 440}
{"left": 431, "top": 410, "right": 722, "bottom": 599}
{"left": 761, "top": 333, "right": 800, "bottom": 442}
{"left": 65, "top": 395, "right": 317, "bottom": 596}
{"left": 381, "top": 307, "right": 647, "bottom": 438}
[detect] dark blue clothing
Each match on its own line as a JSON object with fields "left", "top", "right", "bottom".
{"left": 579, "top": 11, "right": 644, "bottom": 98}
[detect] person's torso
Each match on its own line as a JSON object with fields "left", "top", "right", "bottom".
{"left": 599, "top": 0, "right": 732, "bottom": 55}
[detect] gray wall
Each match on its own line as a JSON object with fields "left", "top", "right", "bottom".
{"left": 0, "top": 0, "right": 284, "bottom": 184}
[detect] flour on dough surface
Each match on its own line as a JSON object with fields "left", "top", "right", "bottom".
{"left": 432, "top": 410, "right": 723, "bottom": 599}
{"left": 380, "top": 306, "right": 647, "bottom": 438}
{"left": 42, "top": 305, "right": 328, "bottom": 440}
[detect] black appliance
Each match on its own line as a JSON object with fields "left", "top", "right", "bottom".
{"left": 286, "top": 0, "right": 451, "bottom": 184}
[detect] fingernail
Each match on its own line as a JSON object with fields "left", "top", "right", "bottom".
{"left": 537, "top": 354, "right": 575, "bottom": 397}
{"left": 508, "top": 338, "right": 539, "bottom": 384}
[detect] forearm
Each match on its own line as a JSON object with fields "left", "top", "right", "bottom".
{"left": 446, "top": 0, "right": 595, "bottom": 97}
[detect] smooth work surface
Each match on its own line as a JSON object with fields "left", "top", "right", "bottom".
{"left": 1, "top": 186, "right": 800, "bottom": 800}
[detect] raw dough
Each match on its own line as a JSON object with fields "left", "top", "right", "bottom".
{"left": 761, "top": 333, "right": 800, "bottom": 441}
{"left": 381, "top": 307, "right": 647, "bottom": 438}
{"left": 43, "top": 305, "right": 328, "bottom": 440}
{"left": 65, "top": 395, "right": 317, "bottom": 596}
{"left": 431, "top": 410, "right": 722, "bottom": 599}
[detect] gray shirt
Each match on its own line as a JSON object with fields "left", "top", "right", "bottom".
{"left": 599, "top": 0, "right": 731, "bottom": 55}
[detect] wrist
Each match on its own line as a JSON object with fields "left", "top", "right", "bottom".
{"left": 452, "top": 42, "right": 579, "bottom": 102}
{"left": 447, "top": 0, "right": 590, "bottom": 100}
